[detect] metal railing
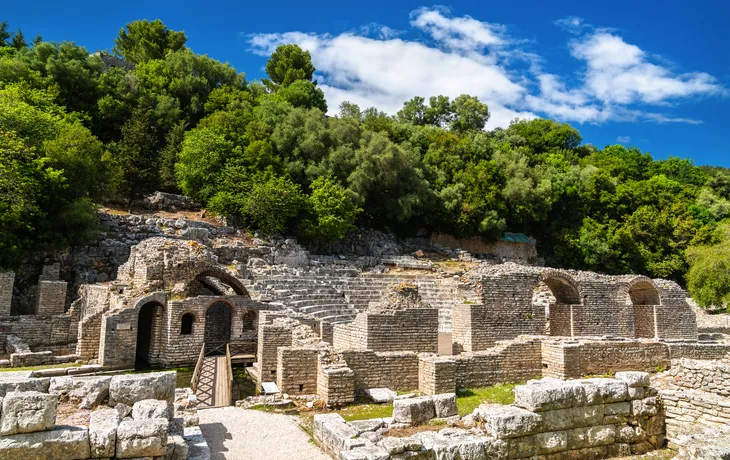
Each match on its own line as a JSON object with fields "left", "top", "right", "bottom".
{"left": 190, "top": 343, "right": 206, "bottom": 392}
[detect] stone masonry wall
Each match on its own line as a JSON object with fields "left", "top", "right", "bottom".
{"left": 257, "top": 325, "right": 292, "bottom": 383}
{"left": 36, "top": 281, "right": 67, "bottom": 316}
{"left": 0, "top": 272, "right": 14, "bottom": 316}
{"left": 276, "top": 347, "right": 319, "bottom": 395}
{"left": 332, "top": 308, "right": 439, "bottom": 353}
{"left": 340, "top": 350, "right": 419, "bottom": 393}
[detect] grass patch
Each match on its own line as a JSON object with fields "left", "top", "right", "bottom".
{"left": 0, "top": 362, "right": 80, "bottom": 373}
{"left": 125, "top": 367, "right": 193, "bottom": 388}
{"left": 339, "top": 403, "right": 395, "bottom": 422}
{"left": 456, "top": 383, "right": 517, "bottom": 416}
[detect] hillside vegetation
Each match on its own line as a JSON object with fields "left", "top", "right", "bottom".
{"left": 0, "top": 20, "right": 729, "bottom": 308}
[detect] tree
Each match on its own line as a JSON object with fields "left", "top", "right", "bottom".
{"left": 243, "top": 175, "right": 305, "bottom": 234}
{"left": 0, "top": 21, "right": 11, "bottom": 47}
{"left": 264, "top": 44, "right": 315, "bottom": 90}
{"left": 687, "top": 221, "right": 730, "bottom": 309}
{"left": 303, "top": 176, "right": 362, "bottom": 240}
{"left": 112, "top": 111, "right": 159, "bottom": 203}
{"left": 10, "top": 29, "right": 26, "bottom": 49}
{"left": 277, "top": 80, "right": 327, "bottom": 112}
{"left": 113, "top": 19, "right": 187, "bottom": 64}
{"left": 450, "top": 94, "right": 489, "bottom": 133}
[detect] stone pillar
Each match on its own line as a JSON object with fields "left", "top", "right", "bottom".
{"left": 419, "top": 355, "right": 456, "bottom": 395}
{"left": 0, "top": 271, "right": 15, "bottom": 316}
{"left": 37, "top": 281, "right": 68, "bottom": 316}
{"left": 256, "top": 324, "right": 292, "bottom": 384}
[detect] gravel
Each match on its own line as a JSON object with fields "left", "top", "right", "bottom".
{"left": 198, "top": 407, "right": 330, "bottom": 460}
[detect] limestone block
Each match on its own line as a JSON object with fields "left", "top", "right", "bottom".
{"left": 535, "top": 430, "right": 568, "bottom": 455}
{"left": 0, "top": 391, "right": 57, "bottom": 435}
{"left": 379, "top": 436, "right": 423, "bottom": 454}
{"left": 507, "top": 434, "right": 535, "bottom": 458}
{"left": 364, "top": 388, "right": 397, "bottom": 404}
{"left": 514, "top": 379, "right": 585, "bottom": 411}
{"left": 49, "top": 376, "right": 111, "bottom": 409}
{"left": 108, "top": 372, "right": 175, "bottom": 406}
{"left": 542, "top": 405, "right": 603, "bottom": 431}
{"left": 631, "top": 397, "right": 658, "bottom": 417}
{"left": 617, "top": 425, "right": 647, "bottom": 444}
{"left": 89, "top": 407, "right": 120, "bottom": 458}
{"left": 116, "top": 418, "right": 168, "bottom": 458}
{"left": 393, "top": 396, "right": 436, "bottom": 425}
{"left": 628, "top": 387, "right": 646, "bottom": 400}
{"left": 475, "top": 404, "right": 542, "bottom": 439}
{"left": 0, "top": 375, "right": 50, "bottom": 396}
{"left": 167, "top": 433, "right": 189, "bottom": 460}
{"left": 0, "top": 425, "right": 90, "bottom": 460}
{"left": 615, "top": 371, "right": 650, "bottom": 388}
{"left": 566, "top": 425, "right": 616, "bottom": 450}
{"left": 432, "top": 393, "right": 458, "bottom": 418}
{"left": 340, "top": 445, "right": 390, "bottom": 460}
{"left": 132, "top": 399, "right": 172, "bottom": 420}
{"left": 578, "top": 378, "right": 628, "bottom": 404}
{"left": 349, "top": 419, "right": 385, "bottom": 435}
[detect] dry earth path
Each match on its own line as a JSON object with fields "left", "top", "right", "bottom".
{"left": 198, "top": 406, "right": 330, "bottom": 460}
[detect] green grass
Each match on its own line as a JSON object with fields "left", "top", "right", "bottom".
{"left": 0, "top": 362, "right": 80, "bottom": 373}
{"left": 339, "top": 403, "right": 395, "bottom": 421}
{"left": 456, "top": 383, "right": 517, "bottom": 416}
{"left": 125, "top": 366, "right": 193, "bottom": 388}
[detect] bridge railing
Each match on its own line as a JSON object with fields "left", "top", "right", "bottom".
{"left": 190, "top": 343, "right": 206, "bottom": 392}
{"left": 225, "top": 343, "right": 233, "bottom": 406}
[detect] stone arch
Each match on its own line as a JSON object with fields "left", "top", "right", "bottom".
{"left": 136, "top": 300, "right": 166, "bottom": 369}
{"left": 540, "top": 271, "right": 582, "bottom": 305}
{"left": 193, "top": 269, "right": 250, "bottom": 298}
{"left": 204, "top": 300, "right": 234, "bottom": 353}
{"left": 534, "top": 271, "right": 582, "bottom": 337}
{"left": 623, "top": 276, "right": 661, "bottom": 338}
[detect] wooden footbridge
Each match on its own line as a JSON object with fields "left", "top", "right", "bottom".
{"left": 191, "top": 342, "right": 256, "bottom": 408}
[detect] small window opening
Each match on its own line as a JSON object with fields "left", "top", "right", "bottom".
{"left": 180, "top": 313, "right": 194, "bottom": 335}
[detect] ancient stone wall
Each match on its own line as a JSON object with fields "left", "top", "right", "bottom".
{"left": 340, "top": 350, "right": 419, "bottom": 393}
{"left": 0, "top": 272, "right": 15, "bottom": 316}
{"left": 256, "top": 324, "right": 292, "bottom": 383}
{"left": 317, "top": 364, "right": 354, "bottom": 406}
{"left": 542, "top": 340, "right": 671, "bottom": 379}
{"left": 276, "top": 347, "right": 319, "bottom": 395}
{"left": 0, "top": 316, "right": 76, "bottom": 356}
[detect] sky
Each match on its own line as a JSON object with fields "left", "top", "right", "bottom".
{"left": 5, "top": 0, "right": 730, "bottom": 166}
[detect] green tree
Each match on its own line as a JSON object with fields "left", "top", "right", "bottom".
{"left": 112, "top": 111, "right": 159, "bottom": 203}
{"left": 10, "top": 29, "right": 26, "bottom": 50}
{"left": 687, "top": 221, "right": 730, "bottom": 309}
{"left": 277, "top": 80, "right": 327, "bottom": 112}
{"left": 243, "top": 175, "right": 305, "bottom": 234}
{"left": 264, "top": 44, "right": 315, "bottom": 90}
{"left": 303, "top": 176, "right": 362, "bottom": 240}
{"left": 113, "top": 19, "right": 187, "bottom": 64}
{"left": 449, "top": 94, "right": 489, "bottom": 133}
{"left": 0, "top": 21, "right": 11, "bottom": 47}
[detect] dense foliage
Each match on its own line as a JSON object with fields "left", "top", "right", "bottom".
{"left": 1, "top": 19, "right": 729, "bottom": 308}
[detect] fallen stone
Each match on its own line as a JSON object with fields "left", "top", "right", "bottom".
{"left": 578, "top": 378, "right": 628, "bottom": 404}
{"left": 49, "top": 375, "right": 111, "bottom": 409}
{"left": 0, "top": 391, "right": 57, "bottom": 435}
{"left": 364, "top": 388, "right": 397, "bottom": 404}
{"left": 116, "top": 418, "right": 169, "bottom": 458}
{"left": 432, "top": 393, "right": 458, "bottom": 418}
{"left": 108, "top": 372, "right": 175, "bottom": 406}
{"left": 0, "top": 425, "right": 90, "bottom": 460}
{"left": 392, "top": 396, "right": 436, "bottom": 425}
{"left": 474, "top": 404, "right": 542, "bottom": 439}
{"left": 89, "top": 407, "right": 120, "bottom": 458}
{"left": 132, "top": 399, "right": 172, "bottom": 420}
{"left": 0, "top": 375, "right": 50, "bottom": 396}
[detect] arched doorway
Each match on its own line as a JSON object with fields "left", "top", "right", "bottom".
{"left": 205, "top": 301, "right": 233, "bottom": 354}
{"left": 534, "top": 275, "right": 581, "bottom": 337}
{"left": 628, "top": 280, "right": 660, "bottom": 338}
{"left": 136, "top": 301, "right": 165, "bottom": 369}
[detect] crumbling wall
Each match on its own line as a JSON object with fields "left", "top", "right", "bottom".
{"left": 340, "top": 350, "right": 419, "bottom": 393}
{"left": 276, "top": 347, "right": 319, "bottom": 395}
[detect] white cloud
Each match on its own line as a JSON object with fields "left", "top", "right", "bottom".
{"left": 616, "top": 135, "right": 631, "bottom": 143}
{"left": 246, "top": 8, "right": 724, "bottom": 128}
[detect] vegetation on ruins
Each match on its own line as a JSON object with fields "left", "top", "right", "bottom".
{"left": 1, "top": 19, "right": 729, "bottom": 307}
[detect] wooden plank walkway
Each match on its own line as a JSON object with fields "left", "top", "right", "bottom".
{"left": 194, "top": 356, "right": 231, "bottom": 408}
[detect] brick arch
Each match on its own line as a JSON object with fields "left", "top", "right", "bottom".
{"left": 539, "top": 271, "right": 582, "bottom": 305}
{"left": 133, "top": 292, "right": 167, "bottom": 311}
{"left": 194, "top": 269, "right": 250, "bottom": 298}
{"left": 624, "top": 276, "right": 662, "bottom": 306}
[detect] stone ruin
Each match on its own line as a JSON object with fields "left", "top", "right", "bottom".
{"left": 0, "top": 200, "right": 727, "bottom": 457}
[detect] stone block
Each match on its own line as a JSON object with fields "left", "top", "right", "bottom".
{"left": 432, "top": 393, "right": 458, "bottom": 418}
{"left": 393, "top": 396, "right": 436, "bottom": 425}
{"left": 514, "top": 379, "right": 585, "bottom": 411}
{"left": 0, "top": 375, "right": 50, "bottom": 396}
{"left": 89, "top": 407, "right": 119, "bottom": 458}
{"left": 379, "top": 436, "right": 423, "bottom": 454}
{"left": 167, "top": 433, "right": 189, "bottom": 460}
{"left": 132, "top": 399, "right": 172, "bottom": 420}
{"left": 631, "top": 397, "right": 658, "bottom": 417}
{"left": 49, "top": 375, "right": 111, "bottom": 409}
{"left": 507, "top": 434, "right": 535, "bottom": 458}
{"left": 116, "top": 418, "right": 168, "bottom": 458}
{"left": 628, "top": 387, "right": 645, "bottom": 400}
{"left": 0, "top": 391, "right": 57, "bottom": 435}
{"left": 615, "top": 371, "right": 650, "bottom": 388}
{"left": 542, "top": 405, "right": 603, "bottom": 431}
{"left": 0, "top": 425, "right": 90, "bottom": 460}
{"left": 109, "top": 372, "right": 175, "bottom": 406}
{"left": 364, "top": 388, "right": 397, "bottom": 404}
{"left": 578, "top": 378, "right": 628, "bottom": 404}
{"left": 535, "top": 430, "right": 568, "bottom": 455}
{"left": 475, "top": 404, "right": 542, "bottom": 439}
{"left": 340, "top": 445, "right": 390, "bottom": 460}
{"left": 349, "top": 419, "right": 385, "bottom": 435}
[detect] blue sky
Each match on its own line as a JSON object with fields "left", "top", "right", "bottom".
{"left": 5, "top": 0, "right": 730, "bottom": 166}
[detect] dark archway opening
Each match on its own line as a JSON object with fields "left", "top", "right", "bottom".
{"left": 628, "top": 281, "right": 660, "bottom": 338}
{"left": 136, "top": 301, "right": 163, "bottom": 369}
{"left": 181, "top": 313, "right": 195, "bottom": 335}
{"left": 205, "top": 302, "right": 232, "bottom": 354}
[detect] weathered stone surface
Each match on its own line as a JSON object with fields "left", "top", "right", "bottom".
{"left": 631, "top": 397, "right": 658, "bottom": 417}
{"left": 0, "top": 375, "right": 50, "bottom": 397}
{"left": 340, "top": 444, "right": 390, "bottom": 460}
{"left": 108, "top": 372, "right": 175, "bottom": 406}
{"left": 49, "top": 375, "right": 111, "bottom": 409}
{"left": 0, "top": 425, "right": 90, "bottom": 460}
{"left": 535, "top": 430, "right": 568, "bottom": 454}
{"left": 393, "top": 396, "right": 436, "bottom": 425}
{"left": 542, "top": 405, "right": 603, "bottom": 431}
{"left": 185, "top": 426, "right": 210, "bottom": 460}
{"left": 349, "top": 418, "right": 385, "bottom": 435}
{"left": 432, "top": 393, "right": 458, "bottom": 418}
{"left": 167, "top": 433, "right": 189, "bottom": 460}
{"left": 514, "top": 378, "right": 585, "bottom": 411}
{"left": 132, "top": 398, "right": 172, "bottom": 420}
{"left": 615, "top": 371, "right": 650, "bottom": 388}
{"left": 89, "top": 407, "right": 119, "bottom": 458}
{"left": 116, "top": 418, "right": 168, "bottom": 458}
{"left": 379, "top": 436, "right": 423, "bottom": 454}
{"left": 0, "top": 391, "right": 57, "bottom": 435}
{"left": 578, "top": 378, "right": 628, "bottom": 404}
{"left": 364, "top": 388, "right": 397, "bottom": 404}
{"left": 475, "top": 404, "right": 542, "bottom": 439}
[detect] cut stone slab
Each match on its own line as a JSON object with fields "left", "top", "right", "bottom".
{"left": 615, "top": 371, "right": 650, "bottom": 388}
{"left": 49, "top": 375, "right": 112, "bottom": 409}
{"left": 392, "top": 396, "right": 436, "bottom": 425}
{"left": 132, "top": 398, "right": 172, "bottom": 420}
{"left": 0, "top": 391, "right": 57, "bottom": 435}
{"left": 0, "top": 375, "right": 50, "bottom": 397}
{"left": 0, "top": 425, "right": 90, "bottom": 460}
{"left": 109, "top": 372, "right": 175, "bottom": 406}
{"left": 432, "top": 393, "right": 458, "bottom": 418}
{"left": 116, "top": 418, "right": 169, "bottom": 458}
{"left": 364, "top": 388, "right": 397, "bottom": 404}
{"left": 578, "top": 378, "right": 628, "bottom": 404}
{"left": 475, "top": 404, "right": 542, "bottom": 439}
{"left": 514, "top": 378, "right": 585, "bottom": 411}
{"left": 89, "top": 407, "right": 120, "bottom": 458}
{"left": 349, "top": 418, "right": 385, "bottom": 435}
{"left": 185, "top": 426, "right": 210, "bottom": 460}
